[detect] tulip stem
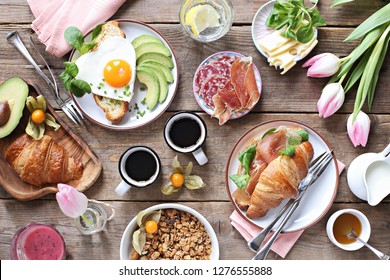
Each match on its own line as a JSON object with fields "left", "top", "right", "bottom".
{"left": 339, "top": 73, "right": 348, "bottom": 85}
{"left": 81, "top": 214, "right": 93, "bottom": 226}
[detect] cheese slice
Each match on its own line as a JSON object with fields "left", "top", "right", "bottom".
{"left": 258, "top": 28, "right": 290, "bottom": 54}
{"left": 258, "top": 29, "right": 318, "bottom": 74}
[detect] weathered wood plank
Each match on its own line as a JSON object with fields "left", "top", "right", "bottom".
{"left": 0, "top": 0, "right": 387, "bottom": 26}
{"left": 1, "top": 112, "right": 389, "bottom": 204}
{"left": 0, "top": 25, "right": 388, "bottom": 114}
{"left": 0, "top": 200, "right": 388, "bottom": 260}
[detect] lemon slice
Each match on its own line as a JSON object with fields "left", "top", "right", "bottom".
{"left": 185, "top": 4, "right": 221, "bottom": 37}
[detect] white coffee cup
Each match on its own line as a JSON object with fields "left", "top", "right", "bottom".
{"left": 115, "top": 146, "right": 161, "bottom": 196}
{"left": 326, "top": 209, "right": 371, "bottom": 251}
{"left": 164, "top": 112, "right": 208, "bottom": 165}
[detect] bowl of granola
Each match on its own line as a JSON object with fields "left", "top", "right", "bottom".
{"left": 119, "top": 203, "right": 219, "bottom": 260}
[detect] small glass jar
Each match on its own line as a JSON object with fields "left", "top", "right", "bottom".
{"left": 10, "top": 222, "right": 66, "bottom": 260}
{"left": 74, "top": 200, "right": 115, "bottom": 235}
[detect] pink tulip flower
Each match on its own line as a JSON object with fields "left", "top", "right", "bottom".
{"left": 302, "top": 53, "right": 340, "bottom": 77}
{"left": 56, "top": 183, "right": 88, "bottom": 218}
{"left": 347, "top": 111, "right": 371, "bottom": 147}
{"left": 317, "top": 83, "right": 345, "bottom": 118}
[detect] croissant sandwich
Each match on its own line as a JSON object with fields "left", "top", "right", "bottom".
{"left": 4, "top": 134, "right": 83, "bottom": 187}
{"left": 231, "top": 126, "right": 314, "bottom": 218}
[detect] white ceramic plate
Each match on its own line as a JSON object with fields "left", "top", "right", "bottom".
{"left": 119, "top": 203, "right": 219, "bottom": 260}
{"left": 226, "top": 120, "right": 339, "bottom": 232}
{"left": 69, "top": 20, "right": 179, "bottom": 130}
{"left": 251, "top": 0, "right": 318, "bottom": 59}
{"left": 193, "top": 51, "right": 262, "bottom": 119}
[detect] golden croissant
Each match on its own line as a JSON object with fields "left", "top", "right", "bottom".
{"left": 246, "top": 141, "right": 314, "bottom": 218}
{"left": 4, "top": 134, "right": 83, "bottom": 187}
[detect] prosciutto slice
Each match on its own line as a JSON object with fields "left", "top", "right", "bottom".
{"left": 212, "top": 57, "right": 260, "bottom": 125}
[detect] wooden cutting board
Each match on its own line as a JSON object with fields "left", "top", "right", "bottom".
{"left": 0, "top": 81, "right": 102, "bottom": 201}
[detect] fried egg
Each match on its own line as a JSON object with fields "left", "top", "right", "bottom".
{"left": 75, "top": 37, "right": 136, "bottom": 102}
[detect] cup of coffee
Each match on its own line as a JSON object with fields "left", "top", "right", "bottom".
{"left": 115, "top": 146, "right": 161, "bottom": 196}
{"left": 164, "top": 112, "right": 208, "bottom": 165}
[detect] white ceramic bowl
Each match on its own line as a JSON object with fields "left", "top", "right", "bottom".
{"left": 326, "top": 209, "right": 371, "bottom": 251}
{"left": 119, "top": 203, "right": 220, "bottom": 260}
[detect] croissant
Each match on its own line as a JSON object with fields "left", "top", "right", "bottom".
{"left": 4, "top": 134, "right": 83, "bottom": 187}
{"left": 246, "top": 141, "right": 314, "bottom": 219}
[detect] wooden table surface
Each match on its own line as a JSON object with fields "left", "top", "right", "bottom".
{"left": 0, "top": 0, "right": 389, "bottom": 260}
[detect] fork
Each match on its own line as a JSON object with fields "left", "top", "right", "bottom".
{"left": 6, "top": 30, "right": 85, "bottom": 126}
{"left": 251, "top": 150, "right": 334, "bottom": 260}
{"left": 247, "top": 151, "right": 329, "bottom": 252}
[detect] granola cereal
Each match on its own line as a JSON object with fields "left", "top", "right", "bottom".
{"left": 130, "top": 209, "right": 212, "bottom": 260}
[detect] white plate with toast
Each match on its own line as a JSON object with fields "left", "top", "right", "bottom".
{"left": 226, "top": 120, "right": 339, "bottom": 232}
{"left": 69, "top": 20, "right": 179, "bottom": 130}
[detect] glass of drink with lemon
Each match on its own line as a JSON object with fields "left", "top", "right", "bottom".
{"left": 180, "top": 0, "right": 234, "bottom": 43}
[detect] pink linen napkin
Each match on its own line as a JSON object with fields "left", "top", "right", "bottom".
{"left": 230, "top": 159, "right": 345, "bottom": 258}
{"left": 27, "top": 0, "right": 127, "bottom": 57}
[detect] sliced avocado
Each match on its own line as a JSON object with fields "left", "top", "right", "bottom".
{"left": 140, "top": 60, "right": 174, "bottom": 83}
{"left": 136, "top": 70, "right": 160, "bottom": 110}
{"left": 137, "top": 52, "right": 174, "bottom": 69}
{"left": 135, "top": 42, "right": 171, "bottom": 60}
{"left": 131, "top": 34, "right": 163, "bottom": 49}
{"left": 137, "top": 65, "right": 168, "bottom": 103}
{"left": 0, "top": 77, "right": 29, "bottom": 138}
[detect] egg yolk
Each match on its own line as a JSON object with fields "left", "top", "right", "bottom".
{"left": 103, "top": 59, "right": 131, "bottom": 88}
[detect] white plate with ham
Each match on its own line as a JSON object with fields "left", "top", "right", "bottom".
{"left": 193, "top": 51, "right": 262, "bottom": 125}
{"left": 226, "top": 120, "right": 339, "bottom": 232}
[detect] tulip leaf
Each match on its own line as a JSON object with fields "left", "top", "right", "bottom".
{"left": 353, "top": 26, "right": 390, "bottom": 120}
{"left": 338, "top": 25, "right": 385, "bottom": 78}
{"left": 345, "top": 3, "right": 390, "bottom": 42}
{"left": 368, "top": 33, "right": 390, "bottom": 110}
{"left": 344, "top": 47, "right": 372, "bottom": 93}
{"left": 331, "top": 0, "right": 354, "bottom": 8}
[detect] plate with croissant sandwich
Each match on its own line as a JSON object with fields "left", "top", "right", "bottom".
{"left": 226, "top": 120, "right": 339, "bottom": 232}
{"left": 0, "top": 78, "right": 102, "bottom": 201}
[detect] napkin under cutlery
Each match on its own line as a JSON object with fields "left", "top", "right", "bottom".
{"left": 27, "top": 0, "right": 127, "bottom": 57}
{"left": 230, "top": 159, "right": 345, "bottom": 258}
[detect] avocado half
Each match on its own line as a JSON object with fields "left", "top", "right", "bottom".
{"left": 0, "top": 77, "right": 29, "bottom": 138}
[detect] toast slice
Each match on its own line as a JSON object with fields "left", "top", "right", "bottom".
{"left": 92, "top": 21, "right": 128, "bottom": 123}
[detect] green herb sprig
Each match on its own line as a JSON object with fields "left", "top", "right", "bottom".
{"left": 280, "top": 129, "right": 309, "bottom": 156}
{"left": 266, "top": 0, "right": 326, "bottom": 43}
{"left": 60, "top": 25, "right": 103, "bottom": 97}
{"left": 230, "top": 145, "right": 256, "bottom": 190}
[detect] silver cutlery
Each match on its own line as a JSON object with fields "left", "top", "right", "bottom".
{"left": 251, "top": 150, "right": 334, "bottom": 260}
{"left": 247, "top": 151, "right": 328, "bottom": 253}
{"left": 6, "top": 30, "right": 85, "bottom": 126}
{"left": 346, "top": 230, "right": 390, "bottom": 260}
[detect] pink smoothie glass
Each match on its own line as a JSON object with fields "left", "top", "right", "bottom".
{"left": 10, "top": 223, "right": 66, "bottom": 260}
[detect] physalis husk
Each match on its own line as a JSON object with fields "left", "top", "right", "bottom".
{"left": 161, "top": 156, "right": 206, "bottom": 195}
{"left": 25, "top": 95, "right": 60, "bottom": 140}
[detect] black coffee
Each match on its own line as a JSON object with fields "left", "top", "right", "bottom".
{"left": 125, "top": 151, "right": 157, "bottom": 182}
{"left": 169, "top": 117, "right": 201, "bottom": 148}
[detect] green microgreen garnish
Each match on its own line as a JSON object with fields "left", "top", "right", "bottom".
{"left": 266, "top": 0, "right": 326, "bottom": 43}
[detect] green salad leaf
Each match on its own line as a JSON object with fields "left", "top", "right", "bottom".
{"left": 266, "top": 0, "right": 326, "bottom": 43}
{"left": 230, "top": 144, "right": 257, "bottom": 190}
{"left": 230, "top": 174, "right": 250, "bottom": 190}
